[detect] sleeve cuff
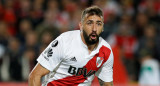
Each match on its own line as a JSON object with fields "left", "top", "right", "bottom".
{"left": 37, "top": 56, "right": 53, "bottom": 71}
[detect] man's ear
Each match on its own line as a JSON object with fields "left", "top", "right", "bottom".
{"left": 79, "top": 22, "right": 83, "bottom": 31}
{"left": 102, "top": 28, "right": 104, "bottom": 32}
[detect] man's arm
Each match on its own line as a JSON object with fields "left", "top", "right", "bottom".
{"left": 98, "top": 78, "right": 113, "bottom": 86}
{"left": 29, "top": 63, "right": 50, "bottom": 86}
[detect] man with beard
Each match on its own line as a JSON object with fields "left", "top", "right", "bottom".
{"left": 29, "top": 6, "right": 113, "bottom": 86}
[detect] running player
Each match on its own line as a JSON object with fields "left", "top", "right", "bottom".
{"left": 29, "top": 6, "right": 114, "bottom": 86}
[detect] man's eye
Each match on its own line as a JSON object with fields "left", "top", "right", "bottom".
{"left": 97, "top": 23, "right": 102, "bottom": 26}
{"left": 87, "top": 22, "right": 92, "bottom": 25}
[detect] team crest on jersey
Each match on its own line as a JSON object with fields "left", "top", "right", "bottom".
{"left": 96, "top": 57, "right": 104, "bottom": 68}
{"left": 52, "top": 40, "right": 58, "bottom": 47}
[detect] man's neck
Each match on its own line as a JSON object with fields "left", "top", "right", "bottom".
{"left": 87, "top": 43, "right": 98, "bottom": 53}
{"left": 80, "top": 33, "right": 98, "bottom": 53}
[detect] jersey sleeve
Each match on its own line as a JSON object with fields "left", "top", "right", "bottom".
{"left": 37, "top": 35, "right": 64, "bottom": 71}
{"left": 95, "top": 50, "right": 114, "bottom": 82}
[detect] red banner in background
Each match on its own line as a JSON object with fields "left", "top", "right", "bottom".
{"left": 0, "top": 82, "right": 28, "bottom": 86}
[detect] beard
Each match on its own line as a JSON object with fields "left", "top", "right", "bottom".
{"left": 83, "top": 30, "right": 99, "bottom": 45}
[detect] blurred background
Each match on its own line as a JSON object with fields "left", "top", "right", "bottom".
{"left": 0, "top": 0, "right": 160, "bottom": 86}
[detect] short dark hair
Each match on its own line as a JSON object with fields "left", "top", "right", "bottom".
{"left": 81, "top": 6, "right": 103, "bottom": 22}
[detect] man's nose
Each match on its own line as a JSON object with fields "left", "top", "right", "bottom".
{"left": 92, "top": 23, "right": 97, "bottom": 31}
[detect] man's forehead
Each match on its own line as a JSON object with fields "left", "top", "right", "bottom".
{"left": 84, "top": 14, "right": 103, "bottom": 22}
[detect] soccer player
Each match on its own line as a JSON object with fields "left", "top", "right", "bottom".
{"left": 29, "top": 6, "right": 114, "bottom": 86}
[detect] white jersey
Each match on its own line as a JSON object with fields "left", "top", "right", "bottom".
{"left": 37, "top": 30, "right": 114, "bottom": 86}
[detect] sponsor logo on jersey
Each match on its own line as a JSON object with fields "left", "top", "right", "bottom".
{"left": 44, "top": 48, "right": 53, "bottom": 57}
{"left": 96, "top": 57, "right": 104, "bottom": 68}
{"left": 47, "top": 48, "right": 53, "bottom": 57}
{"left": 68, "top": 65, "right": 96, "bottom": 77}
{"left": 43, "top": 48, "right": 53, "bottom": 60}
{"left": 52, "top": 40, "right": 58, "bottom": 47}
{"left": 43, "top": 55, "right": 49, "bottom": 61}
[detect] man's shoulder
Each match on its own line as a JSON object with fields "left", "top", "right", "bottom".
{"left": 58, "top": 30, "right": 80, "bottom": 45}
{"left": 99, "top": 37, "right": 112, "bottom": 50}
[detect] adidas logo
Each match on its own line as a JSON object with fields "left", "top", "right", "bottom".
{"left": 70, "top": 57, "right": 77, "bottom": 62}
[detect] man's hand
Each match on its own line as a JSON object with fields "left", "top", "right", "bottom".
{"left": 98, "top": 78, "right": 113, "bottom": 86}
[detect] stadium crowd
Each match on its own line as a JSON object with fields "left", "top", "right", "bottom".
{"left": 0, "top": 0, "right": 160, "bottom": 85}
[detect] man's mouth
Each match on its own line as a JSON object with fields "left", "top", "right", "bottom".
{"left": 90, "top": 34, "right": 97, "bottom": 40}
